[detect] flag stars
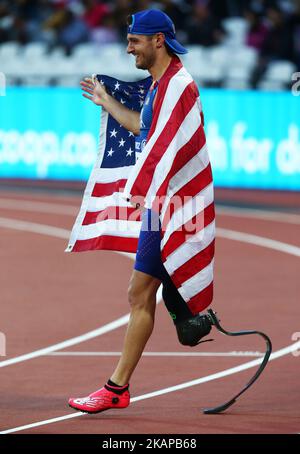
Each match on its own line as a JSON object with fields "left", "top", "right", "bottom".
{"left": 120, "top": 98, "right": 126, "bottom": 104}
{"left": 119, "top": 138, "right": 126, "bottom": 147}
{"left": 107, "top": 148, "right": 114, "bottom": 157}
{"left": 114, "top": 81, "right": 121, "bottom": 90}
{"left": 110, "top": 128, "right": 117, "bottom": 138}
{"left": 126, "top": 147, "right": 134, "bottom": 157}
{"left": 139, "top": 99, "right": 144, "bottom": 107}
{"left": 128, "top": 131, "right": 134, "bottom": 137}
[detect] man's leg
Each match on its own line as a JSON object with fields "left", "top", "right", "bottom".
{"left": 68, "top": 269, "right": 161, "bottom": 413}
{"left": 110, "top": 270, "right": 161, "bottom": 385}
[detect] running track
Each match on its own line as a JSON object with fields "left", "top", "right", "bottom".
{"left": 0, "top": 189, "right": 299, "bottom": 434}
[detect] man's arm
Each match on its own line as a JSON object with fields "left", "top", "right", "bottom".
{"left": 80, "top": 78, "right": 140, "bottom": 136}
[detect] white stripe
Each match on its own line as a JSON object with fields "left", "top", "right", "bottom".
{"left": 1, "top": 339, "right": 299, "bottom": 434}
{"left": 161, "top": 181, "right": 214, "bottom": 249}
{"left": 124, "top": 68, "right": 192, "bottom": 200}
{"left": 87, "top": 192, "right": 131, "bottom": 212}
{"left": 47, "top": 351, "right": 264, "bottom": 357}
{"left": 92, "top": 165, "right": 133, "bottom": 183}
{"left": 160, "top": 146, "right": 210, "bottom": 223}
{"left": 144, "top": 100, "right": 201, "bottom": 206}
{"left": 179, "top": 260, "right": 214, "bottom": 301}
{"left": 164, "top": 221, "right": 215, "bottom": 275}
{"left": 76, "top": 218, "right": 141, "bottom": 240}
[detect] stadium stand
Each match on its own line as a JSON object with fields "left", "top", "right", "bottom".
{"left": 0, "top": 0, "right": 299, "bottom": 90}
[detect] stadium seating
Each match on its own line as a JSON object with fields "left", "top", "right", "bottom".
{"left": 0, "top": 39, "right": 293, "bottom": 91}
{"left": 260, "top": 60, "right": 297, "bottom": 86}
{"left": 222, "top": 17, "right": 249, "bottom": 47}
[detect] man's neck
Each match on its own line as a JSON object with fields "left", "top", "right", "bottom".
{"left": 148, "top": 53, "right": 173, "bottom": 82}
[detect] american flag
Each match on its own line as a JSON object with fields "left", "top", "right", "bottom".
{"left": 66, "top": 56, "right": 215, "bottom": 314}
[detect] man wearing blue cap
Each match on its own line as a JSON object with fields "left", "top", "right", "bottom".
{"left": 69, "top": 9, "right": 215, "bottom": 415}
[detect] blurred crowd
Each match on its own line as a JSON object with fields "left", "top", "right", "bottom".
{"left": 0, "top": 0, "right": 300, "bottom": 69}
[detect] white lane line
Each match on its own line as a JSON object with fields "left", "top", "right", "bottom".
{"left": 0, "top": 217, "right": 298, "bottom": 369}
{"left": 0, "top": 215, "right": 299, "bottom": 433}
{"left": 0, "top": 217, "right": 70, "bottom": 240}
{"left": 217, "top": 228, "right": 300, "bottom": 257}
{"left": 0, "top": 315, "right": 129, "bottom": 368}
{"left": 216, "top": 206, "right": 300, "bottom": 225}
{"left": 0, "top": 198, "right": 78, "bottom": 215}
{"left": 2, "top": 197, "right": 300, "bottom": 225}
{"left": 47, "top": 351, "right": 264, "bottom": 357}
{"left": 1, "top": 340, "right": 299, "bottom": 434}
{"left": 1, "top": 217, "right": 299, "bottom": 258}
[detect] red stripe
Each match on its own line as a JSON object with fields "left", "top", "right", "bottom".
{"left": 82, "top": 206, "right": 141, "bottom": 225}
{"left": 174, "top": 163, "right": 213, "bottom": 203}
{"left": 129, "top": 81, "right": 198, "bottom": 199}
{"left": 171, "top": 240, "right": 215, "bottom": 287}
{"left": 162, "top": 195, "right": 215, "bottom": 261}
{"left": 187, "top": 281, "right": 213, "bottom": 315}
{"left": 160, "top": 162, "right": 213, "bottom": 237}
{"left": 148, "top": 56, "right": 183, "bottom": 135}
{"left": 72, "top": 235, "right": 138, "bottom": 253}
{"left": 156, "top": 126, "right": 206, "bottom": 200}
{"left": 92, "top": 179, "right": 127, "bottom": 197}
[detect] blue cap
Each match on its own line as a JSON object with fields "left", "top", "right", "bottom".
{"left": 127, "top": 9, "right": 188, "bottom": 55}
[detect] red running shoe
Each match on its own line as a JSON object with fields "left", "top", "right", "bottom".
{"left": 68, "top": 386, "right": 130, "bottom": 414}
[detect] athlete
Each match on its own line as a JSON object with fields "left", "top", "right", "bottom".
{"left": 68, "top": 9, "right": 214, "bottom": 415}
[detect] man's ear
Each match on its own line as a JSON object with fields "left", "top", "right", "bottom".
{"left": 155, "top": 32, "right": 165, "bottom": 49}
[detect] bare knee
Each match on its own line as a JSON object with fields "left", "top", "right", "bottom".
{"left": 128, "top": 283, "right": 152, "bottom": 310}
{"left": 127, "top": 273, "right": 160, "bottom": 312}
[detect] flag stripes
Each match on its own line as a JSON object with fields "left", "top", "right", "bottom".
{"left": 67, "top": 56, "right": 215, "bottom": 314}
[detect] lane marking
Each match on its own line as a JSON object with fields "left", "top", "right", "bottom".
{"left": 1, "top": 197, "right": 300, "bottom": 225}
{"left": 217, "top": 228, "right": 300, "bottom": 257}
{"left": 47, "top": 351, "right": 264, "bottom": 357}
{"left": 0, "top": 216, "right": 299, "bottom": 369}
{"left": 1, "top": 340, "right": 299, "bottom": 434}
{"left": 0, "top": 198, "right": 78, "bottom": 215}
{"left": 216, "top": 206, "right": 300, "bottom": 225}
{"left": 0, "top": 214, "right": 298, "bottom": 433}
{"left": 0, "top": 315, "right": 129, "bottom": 369}
{"left": 1, "top": 218, "right": 299, "bottom": 258}
{"left": 0, "top": 217, "right": 70, "bottom": 240}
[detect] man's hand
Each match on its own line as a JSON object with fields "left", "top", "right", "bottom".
{"left": 80, "top": 75, "right": 140, "bottom": 136}
{"left": 80, "top": 77, "right": 108, "bottom": 106}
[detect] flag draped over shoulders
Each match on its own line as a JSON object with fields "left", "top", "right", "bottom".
{"left": 66, "top": 56, "right": 215, "bottom": 314}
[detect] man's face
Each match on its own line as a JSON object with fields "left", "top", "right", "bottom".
{"left": 127, "top": 33, "right": 157, "bottom": 70}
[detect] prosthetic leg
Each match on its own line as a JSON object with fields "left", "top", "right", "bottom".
{"left": 162, "top": 279, "right": 272, "bottom": 414}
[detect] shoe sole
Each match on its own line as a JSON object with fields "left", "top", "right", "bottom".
{"left": 68, "top": 403, "right": 129, "bottom": 415}
{"left": 68, "top": 403, "right": 111, "bottom": 414}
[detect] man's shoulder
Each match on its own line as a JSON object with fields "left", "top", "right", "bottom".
{"left": 170, "top": 65, "right": 199, "bottom": 98}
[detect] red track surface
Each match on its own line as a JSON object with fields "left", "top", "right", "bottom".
{"left": 0, "top": 189, "right": 299, "bottom": 434}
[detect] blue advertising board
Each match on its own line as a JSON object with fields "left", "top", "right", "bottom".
{"left": 0, "top": 86, "right": 299, "bottom": 190}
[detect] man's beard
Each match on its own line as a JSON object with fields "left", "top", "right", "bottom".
{"left": 135, "top": 52, "right": 155, "bottom": 70}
